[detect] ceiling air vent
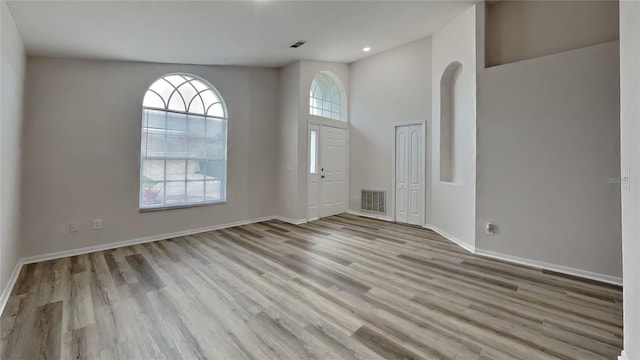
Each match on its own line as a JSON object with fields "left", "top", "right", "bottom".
{"left": 290, "top": 41, "right": 307, "bottom": 49}
{"left": 361, "top": 190, "right": 386, "bottom": 214}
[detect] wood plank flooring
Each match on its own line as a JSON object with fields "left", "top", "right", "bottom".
{"left": 0, "top": 214, "right": 623, "bottom": 359}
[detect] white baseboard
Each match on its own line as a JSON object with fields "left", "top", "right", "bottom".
{"left": 346, "top": 215, "right": 619, "bottom": 286}
{"left": 273, "top": 216, "right": 308, "bottom": 225}
{"left": 0, "top": 260, "right": 24, "bottom": 317}
{"left": 20, "top": 216, "right": 276, "bottom": 265}
{"left": 0, "top": 215, "right": 277, "bottom": 316}
{"left": 420, "top": 224, "right": 621, "bottom": 286}
{"left": 474, "top": 248, "right": 623, "bottom": 286}
{"left": 619, "top": 350, "right": 629, "bottom": 360}
{"left": 2, "top": 212, "right": 624, "bottom": 317}
{"left": 346, "top": 210, "right": 393, "bottom": 222}
{"left": 424, "top": 224, "right": 476, "bottom": 253}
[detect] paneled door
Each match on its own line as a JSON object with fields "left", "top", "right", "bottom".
{"left": 308, "top": 125, "right": 347, "bottom": 220}
{"left": 395, "top": 124, "right": 423, "bottom": 226}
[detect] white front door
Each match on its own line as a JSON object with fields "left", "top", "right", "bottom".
{"left": 320, "top": 126, "right": 347, "bottom": 217}
{"left": 308, "top": 125, "right": 347, "bottom": 220}
{"left": 395, "top": 124, "right": 424, "bottom": 226}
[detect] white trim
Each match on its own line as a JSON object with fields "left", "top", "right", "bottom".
{"left": 618, "top": 350, "right": 629, "bottom": 360}
{"left": 0, "top": 260, "right": 24, "bottom": 316}
{"left": 392, "top": 120, "right": 427, "bottom": 128}
{"left": 306, "top": 124, "right": 349, "bottom": 221}
{"left": 391, "top": 121, "right": 427, "bottom": 224}
{"left": 274, "top": 217, "right": 308, "bottom": 225}
{"left": 422, "top": 224, "right": 621, "bottom": 286}
{"left": 1, "top": 215, "right": 280, "bottom": 316}
{"left": 309, "top": 117, "right": 348, "bottom": 130}
{"left": 424, "top": 224, "right": 476, "bottom": 253}
{"left": 346, "top": 216, "right": 622, "bottom": 285}
{"left": 307, "top": 123, "right": 321, "bottom": 221}
{"left": 347, "top": 210, "right": 393, "bottom": 222}
{"left": 474, "top": 248, "right": 623, "bottom": 286}
{"left": 20, "top": 216, "right": 275, "bottom": 265}
{"left": 2, "top": 213, "right": 622, "bottom": 317}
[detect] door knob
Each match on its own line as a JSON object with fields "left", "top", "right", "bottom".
{"left": 321, "top": 175, "right": 325, "bottom": 179}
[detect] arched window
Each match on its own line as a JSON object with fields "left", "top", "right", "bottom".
{"left": 310, "top": 72, "right": 344, "bottom": 121}
{"left": 140, "top": 73, "right": 227, "bottom": 210}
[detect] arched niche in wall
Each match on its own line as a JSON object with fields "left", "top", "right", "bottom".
{"left": 439, "top": 61, "right": 463, "bottom": 183}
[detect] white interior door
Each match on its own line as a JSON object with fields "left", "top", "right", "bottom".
{"left": 308, "top": 125, "right": 347, "bottom": 219}
{"left": 395, "top": 124, "right": 424, "bottom": 226}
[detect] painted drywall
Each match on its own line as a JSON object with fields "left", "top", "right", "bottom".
{"left": 276, "top": 60, "right": 349, "bottom": 222}
{"left": 476, "top": 42, "right": 622, "bottom": 277}
{"left": 277, "top": 61, "right": 301, "bottom": 221}
{"left": 349, "top": 37, "right": 432, "bottom": 222}
{"left": 298, "top": 61, "right": 350, "bottom": 221}
{"left": 620, "top": 1, "right": 640, "bottom": 358}
{"left": 430, "top": 5, "right": 478, "bottom": 247}
{"left": 0, "top": 1, "right": 26, "bottom": 296}
{"left": 20, "top": 58, "right": 279, "bottom": 257}
{"left": 486, "top": 0, "right": 619, "bottom": 67}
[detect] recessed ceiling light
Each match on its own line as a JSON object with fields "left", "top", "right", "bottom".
{"left": 362, "top": 47, "right": 371, "bottom": 52}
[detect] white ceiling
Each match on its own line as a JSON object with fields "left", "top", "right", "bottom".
{"left": 7, "top": 0, "right": 473, "bottom": 67}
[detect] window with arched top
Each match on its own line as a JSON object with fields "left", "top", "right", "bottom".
{"left": 140, "top": 73, "right": 227, "bottom": 210}
{"left": 310, "top": 72, "right": 344, "bottom": 121}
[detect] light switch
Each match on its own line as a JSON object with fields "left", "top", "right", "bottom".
{"left": 623, "top": 169, "right": 631, "bottom": 191}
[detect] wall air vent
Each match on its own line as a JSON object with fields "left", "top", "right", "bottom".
{"left": 361, "top": 190, "right": 386, "bottom": 214}
{"left": 290, "top": 41, "right": 307, "bottom": 48}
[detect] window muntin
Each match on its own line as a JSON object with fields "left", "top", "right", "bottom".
{"left": 140, "top": 74, "right": 227, "bottom": 210}
{"left": 310, "top": 73, "right": 343, "bottom": 121}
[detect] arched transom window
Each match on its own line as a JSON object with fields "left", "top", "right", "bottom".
{"left": 310, "top": 72, "right": 343, "bottom": 121}
{"left": 140, "top": 73, "right": 228, "bottom": 210}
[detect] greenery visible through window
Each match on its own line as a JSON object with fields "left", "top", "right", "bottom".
{"left": 310, "top": 72, "right": 343, "bottom": 120}
{"left": 140, "top": 74, "right": 227, "bottom": 210}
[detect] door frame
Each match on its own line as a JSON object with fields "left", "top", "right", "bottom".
{"left": 392, "top": 121, "right": 426, "bottom": 225}
{"left": 307, "top": 120, "right": 350, "bottom": 221}
{"left": 307, "top": 123, "right": 321, "bottom": 221}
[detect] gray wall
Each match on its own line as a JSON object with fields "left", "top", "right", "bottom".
{"left": 620, "top": 1, "right": 640, "bottom": 358}
{"left": 430, "top": 5, "right": 479, "bottom": 247}
{"left": 486, "top": 0, "right": 619, "bottom": 67}
{"left": 277, "top": 60, "right": 350, "bottom": 222}
{"left": 0, "top": 1, "right": 26, "bottom": 296}
{"left": 20, "top": 58, "right": 280, "bottom": 257}
{"left": 298, "top": 61, "right": 350, "bottom": 221}
{"left": 476, "top": 41, "right": 622, "bottom": 278}
{"left": 277, "top": 61, "right": 301, "bottom": 220}
{"left": 349, "top": 37, "right": 432, "bottom": 221}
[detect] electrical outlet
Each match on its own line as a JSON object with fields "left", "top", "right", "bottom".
{"left": 485, "top": 223, "right": 496, "bottom": 235}
{"left": 92, "top": 219, "right": 102, "bottom": 230}
{"left": 69, "top": 223, "right": 79, "bottom": 233}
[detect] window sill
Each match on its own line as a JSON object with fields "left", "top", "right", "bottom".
{"left": 439, "top": 181, "right": 463, "bottom": 187}
{"left": 139, "top": 200, "right": 226, "bottom": 213}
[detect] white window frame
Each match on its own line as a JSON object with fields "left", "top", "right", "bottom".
{"left": 139, "top": 73, "right": 228, "bottom": 212}
{"left": 309, "top": 129, "right": 319, "bottom": 174}
{"left": 310, "top": 72, "right": 343, "bottom": 121}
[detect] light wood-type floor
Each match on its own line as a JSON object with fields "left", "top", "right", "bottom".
{"left": 1, "top": 214, "right": 623, "bottom": 359}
